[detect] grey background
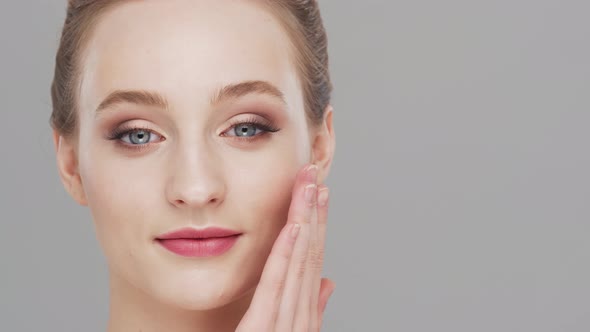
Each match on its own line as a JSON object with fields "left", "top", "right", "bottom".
{"left": 1, "top": 0, "right": 589, "bottom": 331}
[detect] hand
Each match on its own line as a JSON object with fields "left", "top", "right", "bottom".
{"left": 235, "top": 163, "right": 335, "bottom": 332}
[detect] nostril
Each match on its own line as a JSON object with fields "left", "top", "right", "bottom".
{"left": 173, "top": 197, "right": 219, "bottom": 206}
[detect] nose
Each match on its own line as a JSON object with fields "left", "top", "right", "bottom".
{"left": 165, "top": 145, "right": 225, "bottom": 211}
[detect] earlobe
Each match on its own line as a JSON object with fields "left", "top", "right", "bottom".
{"left": 53, "top": 130, "right": 88, "bottom": 206}
{"left": 311, "top": 105, "right": 336, "bottom": 185}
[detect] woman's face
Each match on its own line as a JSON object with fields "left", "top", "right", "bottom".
{"left": 63, "top": 0, "right": 327, "bottom": 310}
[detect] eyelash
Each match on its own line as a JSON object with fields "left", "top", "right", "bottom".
{"left": 106, "top": 116, "right": 281, "bottom": 152}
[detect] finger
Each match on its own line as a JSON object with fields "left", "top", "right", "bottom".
{"left": 318, "top": 278, "right": 336, "bottom": 328}
{"left": 310, "top": 185, "right": 329, "bottom": 331}
{"left": 236, "top": 222, "right": 301, "bottom": 331}
{"left": 274, "top": 220, "right": 311, "bottom": 330}
{"left": 274, "top": 166, "right": 318, "bottom": 330}
{"left": 293, "top": 184, "right": 319, "bottom": 331}
{"left": 286, "top": 163, "right": 318, "bottom": 225}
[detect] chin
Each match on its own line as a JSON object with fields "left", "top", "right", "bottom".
{"left": 147, "top": 270, "right": 256, "bottom": 311}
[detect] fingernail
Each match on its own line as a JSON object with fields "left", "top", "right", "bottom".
{"left": 318, "top": 187, "right": 329, "bottom": 207}
{"left": 306, "top": 164, "right": 318, "bottom": 183}
{"left": 304, "top": 183, "right": 317, "bottom": 206}
{"left": 290, "top": 223, "right": 301, "bottom": 239}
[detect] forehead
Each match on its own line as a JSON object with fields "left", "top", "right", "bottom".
{"left": 79, "top": 0, "right": 301, "bottom": 116}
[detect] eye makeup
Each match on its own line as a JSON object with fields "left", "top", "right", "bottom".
{"left": 105, "top": 124, "right": 163, "bottom": 153}
{"left": 222, "top": 115, "right": 281, "bottom": 137}
{"left": 104, "top": 114, "right": 282, "bottom": 152}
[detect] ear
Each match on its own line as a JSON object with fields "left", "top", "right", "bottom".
{"left": 52, "top": 130, "right": 88, "bottom": 206}
{"left": 310, "top": 104, "right": 335, "bottom": 185}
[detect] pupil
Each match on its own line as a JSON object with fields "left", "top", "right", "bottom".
{"left": 236, "top": 124, "right": 255, "bottom": 137}
{"left": 131, "top": 130, "right": 149, "bottom": 144}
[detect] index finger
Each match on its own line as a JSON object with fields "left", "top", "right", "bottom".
{"left": 237, "top": 222, "right": 301, "bottom": 331}
{"left": 287, "top": 163, "right": 319, "bottom": 225}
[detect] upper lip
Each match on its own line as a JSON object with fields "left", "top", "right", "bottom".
{"left": 156, "top": 227, "right": 242, "bottom": 240}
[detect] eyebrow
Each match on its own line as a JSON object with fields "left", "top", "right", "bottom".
{"left": 94, "top": 80, "right": 287, "bottom": 117}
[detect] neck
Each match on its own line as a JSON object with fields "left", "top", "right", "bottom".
{"left": 106, "top": 271, "right": 255, "bottom": 332}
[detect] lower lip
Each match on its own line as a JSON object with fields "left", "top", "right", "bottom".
{"left": 156, "top": 235, "right": 241, "bottom": 257}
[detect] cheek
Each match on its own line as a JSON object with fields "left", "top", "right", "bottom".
{"left": 78, "top": 151, "right": 159, "bottom": 263}
{"left": 228, "top": 163, "right": 297, "bottom": 290}
{"left": 232, "top": 159, "right": 299, "bottom": 258}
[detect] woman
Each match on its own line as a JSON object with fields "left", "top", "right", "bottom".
{"left": 50, "top": 0, "right": 336, "bottom": 331}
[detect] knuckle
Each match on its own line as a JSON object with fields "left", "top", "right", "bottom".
{"left": 274, "top": 279, "right": 286, "bottom": 296}
{"left": 309, "top": 249, "right": 324, "bottom": 270}
{"left": 297, "top": 259, "right": 307, "bottom": 280}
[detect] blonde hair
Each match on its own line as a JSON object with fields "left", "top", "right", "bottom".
{"left": 49, "top": 0, "right": 333, "bottom": 141}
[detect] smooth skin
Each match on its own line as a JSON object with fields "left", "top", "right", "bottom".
{"left": 236, "top": 163, "right": 335, "bottom": 331}
{"left": 52, "top": 1, "right": 335, "bottom": 331}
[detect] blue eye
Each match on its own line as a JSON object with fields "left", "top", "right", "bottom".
{"left": 224, "top": 122, "right": 277, "bottom": 138}
{"left": 221, "top": 116, "right": 281, "bottom": 141}
{"left": 120, "top": 129, "right": 162, "bottom": 145}
{"left": 105, "top": 126, "right": 164, "bottom": 152}
{"left": 106, "top": 117, "right": 281, "bottom": 152}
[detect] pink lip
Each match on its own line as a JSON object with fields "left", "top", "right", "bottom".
{"left": 155, "top": 227, "right": 242, "bottom": 257}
